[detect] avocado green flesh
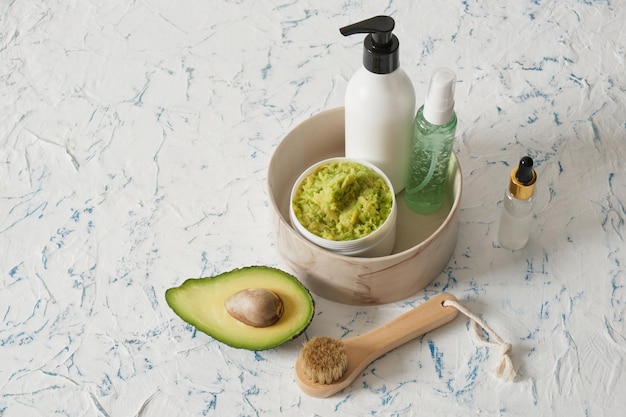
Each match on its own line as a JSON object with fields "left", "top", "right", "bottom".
{"left": 165, "top": 266, "right": 314, "bottom": 350}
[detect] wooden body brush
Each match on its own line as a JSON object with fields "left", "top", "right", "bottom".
{"left": 295, "top": 293, "right": 459, "bottom": 398}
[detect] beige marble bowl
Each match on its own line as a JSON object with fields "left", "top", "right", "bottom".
{"left": 267, "top": 107, "right": 462, "bottom": 305}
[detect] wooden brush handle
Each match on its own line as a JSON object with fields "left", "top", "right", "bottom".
{"left": 295, "top": 293, "right": 460, "bottom": 398}
{"left": 350, "top": 293, "right": 459, "bottom": 364}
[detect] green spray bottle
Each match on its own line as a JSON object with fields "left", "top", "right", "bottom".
{"left": 405, "top": 68, "right": 457, "bottom": 214}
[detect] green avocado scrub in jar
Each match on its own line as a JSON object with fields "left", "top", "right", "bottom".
{"left": 405, "top": 68, "right": 457, "bottom": 214}
{"left": 292, "top": 161, "right": 393, "bottom": 241}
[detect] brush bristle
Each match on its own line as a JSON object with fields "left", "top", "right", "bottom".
{"left": 299, "top": 336, "right": 348, "bottom": 384}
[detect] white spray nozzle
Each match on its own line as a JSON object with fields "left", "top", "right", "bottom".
{"left": 423, "top": 68, "right": 456, "bottom": 125}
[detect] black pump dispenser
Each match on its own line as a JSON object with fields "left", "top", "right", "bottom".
{"left": 340, "top": 15, "right": 399, "bottom": 74}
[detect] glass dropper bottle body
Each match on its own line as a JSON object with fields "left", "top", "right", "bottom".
{"left": 497, "top": 156, "right": 537, "bottom": 250}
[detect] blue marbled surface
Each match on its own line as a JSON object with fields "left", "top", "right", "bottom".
{"left": 1, "top": 0, "right": 625, "bottom": 415}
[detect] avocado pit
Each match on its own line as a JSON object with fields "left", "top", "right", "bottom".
{"left": 225, "top": 288, "right": 284, "bottom": 328}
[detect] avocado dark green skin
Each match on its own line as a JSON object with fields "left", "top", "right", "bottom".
{"left": 165, "top": 266, "right": 315, "bottom": 351}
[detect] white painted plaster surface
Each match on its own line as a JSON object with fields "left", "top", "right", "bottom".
{"left": 1, "top": 0, "right": 625, "bottom": 415}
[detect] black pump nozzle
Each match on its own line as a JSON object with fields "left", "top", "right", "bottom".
{"left": 515, "top": 156, "right": 534, "bottom": 185}
{"left": 340, "top": 15, "right": 394, "bottom": 48}
{"left": 340, "top": 15, "right": 400, "bottom": 74}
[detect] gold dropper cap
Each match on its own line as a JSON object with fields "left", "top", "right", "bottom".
{"left": 508, "top": 156, "right": 536, "bottom": 200}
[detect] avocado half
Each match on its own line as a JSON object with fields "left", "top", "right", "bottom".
{"left": 165, "top": 266, "right": 315, "bottom": 350}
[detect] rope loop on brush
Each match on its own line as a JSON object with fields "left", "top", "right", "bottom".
{"left": 443, "top": 299, "right": 517, "bottom": 382}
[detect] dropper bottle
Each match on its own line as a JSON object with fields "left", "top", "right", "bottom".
{"left": 497, "top": 156, "right": 537, "bottom": 250}
{"left": 405, "top": 68, "right": 457, "bottom": 214}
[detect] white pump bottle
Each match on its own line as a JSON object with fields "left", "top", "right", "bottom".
{"left": 340, "top": 16, "right": 415, "bottom": 193}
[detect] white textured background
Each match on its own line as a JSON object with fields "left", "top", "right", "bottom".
{"left": 1, "top": 0, "right": 625, "bottom": 415}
